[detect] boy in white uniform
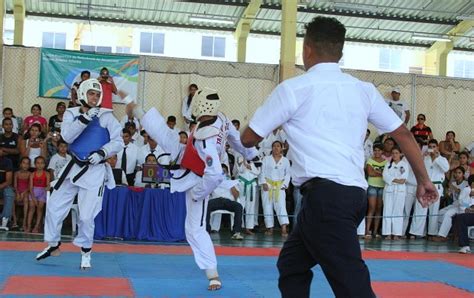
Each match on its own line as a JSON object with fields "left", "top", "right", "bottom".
{"left": 36, "top": 79, "right": 123, "bottom": 269}
{"left": 131, "top": 88, "right": 258, "bottom": 291}
{"left": 236, "top": 155, "right": 261, "bottom": 234}
{"left": 410, "top": 139, "right": 449, "bottom": 238}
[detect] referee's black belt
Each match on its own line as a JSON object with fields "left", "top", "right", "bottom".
{"left": 300, "top": 177, "right": 328, "bottom": 195}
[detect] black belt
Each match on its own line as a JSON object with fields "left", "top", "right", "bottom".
{"left": 52, "top": 156, "right": 105, "bottom": 191}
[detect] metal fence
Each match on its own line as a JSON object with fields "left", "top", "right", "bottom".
{"left": 1, "top": 46, "right": 473, "bottom": 146}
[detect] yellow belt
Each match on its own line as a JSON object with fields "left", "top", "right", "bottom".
{"left": 266, "top": 178, "right": 284, "bottom": 202}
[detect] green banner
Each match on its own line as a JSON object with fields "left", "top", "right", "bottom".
{"left": 39, "top": 48, "right": 139, "bottom": 103}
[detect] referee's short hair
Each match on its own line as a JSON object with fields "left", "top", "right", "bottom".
{"left": 304, "top": 17, "right": 346, "bottom": 60}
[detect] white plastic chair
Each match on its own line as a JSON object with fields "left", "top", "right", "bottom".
{"left": 468, "top": 226, "right": 474, "bottom": 240}
{"left": 210, "top": 210, "right": 234, "bottom": 231}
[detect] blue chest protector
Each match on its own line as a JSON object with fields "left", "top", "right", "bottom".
{"left": 69, "top": 117, "right": 110, "bottom": 161}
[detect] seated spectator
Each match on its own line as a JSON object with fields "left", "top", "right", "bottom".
{"left": 439, "top": 131, "right": 461, "bottom": 161}
{"left": 116, "top": 129, "right": 139, "bottom": 186}
{"left": 120, "top": 103, "right": 141, "bottom": 131}
{"left": 22, "top": 104, "right": 47, "bottom": 135}
{"left": 454, "top": 207, "right": 474, "bottom": 254}
{"left": 47, "top": 140, "right": 71, "bottom": 180}
{"left": 364, "top": 129, "right": 373, "bottom": 162}
{"left": 206, "top": 164, "right": 244, "bottom": 240}
{"left": 179, "top": 131, "right": 188, "bottom": 145}
{"left": 48, "top": 102, "right": 66, "bottom": 133}
{"left": 12, "top": 157, "right": 30, "bottom": 231}
{"left": 181, "top": 83, "right": 198, "bottom": 124}
{"left": 134, "top": 154, "right": 158, "bottom": 188}
{"left": 451, "top": 152, "right": 471, "bottom": 180}
{"left": 70, "top": 70, "right": 90, "bottom": 107}
{"left": 138, "top": 136, "right": 165, "bottom": 166}
{"left": 45, "top": 131, "right": 62, "bottom": 162}
{"left": 231, "top": 119, "right": 240, "bottom": 131}
{"left": 410, "top": 114, "right": 432, "bottom": 145}
{"left": 0, "top": 153, "right": 15, "bottom": 231}
{"left": 26, "top": 156, "right": 50, "bottom": 233}
{"left": 259, "top": 141, "right": 290, "bottom": 237}
{"left": 98, "top": 67, "right": 117, "bottom": 109}
{"left": 0, "top": 118, "right": 20, "bottom": 169}
{"left": 106, "top": 155, "right": 128, "bottom": 186}
{"left": 19, "top": 123, "right": 47, "bottom": 168}
{"left": 126, "top": 122, "right": 144, "bottom": 147}
{"left": 464, "top": 141, "right": 474, "bottom": 157}
{"left": 382, "top": 137, "right": 395, "bottom": 161}
{"left": 0, "top": 107, "right": 20, "bottom": 134}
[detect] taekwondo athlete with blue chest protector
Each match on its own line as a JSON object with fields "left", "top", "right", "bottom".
{"left": 36, "top": 78, "right": 123, "bottom": 269}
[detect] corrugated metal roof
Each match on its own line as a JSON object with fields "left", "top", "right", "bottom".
{"left": 5, "top": 0, "right": 474, "bottom": 50}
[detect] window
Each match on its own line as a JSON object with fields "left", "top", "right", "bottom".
{"left": 116, "top": 46, "right": 131, "bottom": 54}
{"left": 140, "top": 32, "right": 164, "bottom": 54}
{"left": 453, "top": 60, "right": 474, "bottom": 78}
{"left": 379, "top": 48, "right": 401, "bottom": 71}
{"left": 80, "top": 45, "right": 95, "bottom": 52}
{"left": 3, "top": 30, "right": 13, "bottom": 45}
{"left": 80, "top": 45, "right": 112, "bottom": 53}
{"left": 42, "top": 32, "right": 66, "bottom": 49}
{"left": 201, "top": 36, "right": 226, "bottom": 58}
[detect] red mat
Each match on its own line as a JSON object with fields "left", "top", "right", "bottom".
{"left": 372, "top": 281, "right": 473, "bottom": 298}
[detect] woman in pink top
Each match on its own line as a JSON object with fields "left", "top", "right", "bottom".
{"left": 22, "top": 104, "right": 47, "bottom": 135}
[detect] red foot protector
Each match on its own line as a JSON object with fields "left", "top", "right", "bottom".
{"left": 1, "top": 276, "right": 134, "bottom": 297}
{"left": 372, "top": 281, "right": 472, "bottom": 298}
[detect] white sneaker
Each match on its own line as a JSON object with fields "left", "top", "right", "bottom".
{"left": 0, "top": 217, "right": 9, "bottom": 231}
{"left": 80, "top": 250, "right": 91, "bottom": 269}
{"left": 231, "top": 232, "right": 244, "bottom": 240}
{"left": 458, "top": 246, "right": 471, "bottom": 254}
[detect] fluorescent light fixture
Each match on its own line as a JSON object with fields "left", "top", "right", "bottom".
{"left": 76, "top": 5, "right": 126, "bottom": 14}
{"left": 412, "top": 33, "right": 451, "bottom": 42}
{"left": 456, "top": 15, "right": 474, "bottom": 21}
{"left": 189, "top": 16, "right": 235, "bottom": 25}
{"left": 333, "top": 2, "right": 378, "bottom": 13}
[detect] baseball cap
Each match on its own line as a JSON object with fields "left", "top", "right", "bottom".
{"left": 391, "top": 87, "right": 401, "bottom": 94}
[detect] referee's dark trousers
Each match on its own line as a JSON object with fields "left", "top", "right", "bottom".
{"left": 277, "top": 178, "right": 375, "bottom": 298}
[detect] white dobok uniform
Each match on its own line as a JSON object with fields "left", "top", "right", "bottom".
{"left": 259, "top": 155, "right": 290, "bottom": 228}
{"left": 236, "top": 156, "right": 261, "bottom": 229}
{"left": 258, "top": 129, "right": 286, "bottom": 157}
{"left": 382, "top": 159, "right": 409, "bottom": 236}
{"left": 403, "top": 162, "right": 418, "bottom": 235}
{"left": 410, "top": 155, "right": 449, "bottom": 236}
{"left": 44, "top": 107, "right": 123, "bottom": 249}
{"left": 141, "top": 108, "right": 257, "bottom": 272}
{"left": 437, "top": 181, "right": 470, "bottom": 237}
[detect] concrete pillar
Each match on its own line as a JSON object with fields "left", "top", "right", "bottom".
{"left": 235, "top": 0, "right": 262, "bottom": 62}
{"left": 279, "top": 0, "right": 297, "bottom": 82}
{"left": 13, "top": 0, "right": 25, "bottom": 46}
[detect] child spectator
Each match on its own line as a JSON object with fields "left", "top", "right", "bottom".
{"left": 179, "top": 131, "right": 188, "bottom": 145}
{"left": 125, "top": 122, "right": 144, "bottom": 147}
{"left": 107, "top": 155, "right": 128, "bottom": 186}
{"left": 48, "top": 102, "right": 66, "bottom": 133}
{"left": 45, "top": 131, "right": 62, "bottom": 163}
{"left": 19, "top": 123, "right": 47, "bottom": 168}
{"left": 382, "top": 138, "right": 395, "bottom": 161}
{"left": 22, "top": 104, "right": 48, "bottom": 135}
{"left": 47, "top": 140, "right": 71, "bottom": 180}
{"left": 181, "top": 83, "right": 198, "bottom": 124}
{"left": 236, "top": 155, "right": 261, "bottom": 235}
{"left": 259, "top": 141, "right": 290, "bottom": 237}
{"left": 27, "top": 156, "right": 50, "bottom": 233}
{"left": 166, "top": 116, "right": 179, "bottom": 133}
{"left": 454, "top": 175, "right": 474, "bottom": 254}
{"left": 382, "top": 147, "right": 408, "bottom": 240}
{"left": 0, "top": 107, "right": 20, "bottom": 134}
{"left": 12, "top": 157, "right": 30, "bottom": 231}
{"left": 365, "top": 143, "right": 387, "bottom": 239}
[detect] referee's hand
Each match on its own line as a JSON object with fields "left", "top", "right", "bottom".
{"left": 416, "top": 181, "right": 439, "bottom": 208}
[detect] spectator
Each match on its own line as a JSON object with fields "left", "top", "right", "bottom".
{"left": 47, "top": 140, "right": 71, "bottom": 180}
{"left": 26, "top": 156, "right": 50, "bottom": 233}
{"left": 458, "top": 152, "right": 471, "bottom": 180}
{"left": 439, "top": 131, "right": 461, "bottom": 161}
{"left": 12, "top": 157, "right": 30, "bottom": 231}
{"left": 259, "top": 141, "right": 290, "bottom": 237}
{"left": 206, "top": 164, "right": 244, "bottom": 240}
{"left": 44, "top": 131, "right": 62, "bottom": 162}
{"left": 98, "top": 67, "right": 117, "bottom": 109}
{"left": 236, "top": 155, "right": 260, "bottom": 235}
{"left": 464, "top": 140, "right": 474, "bottom": 157}
{"left": 0, "top": 118, "right": 20, "bottom": 169}
{"left": 364, "top": 129, "right": 373, "bottom": 162}
{"left": 0, "top": 107, "right": 20, "bottom": 134}
{"left": 382, "top": 137, "right": 395, "bottom": 161}
{"left": 410, "top": 114, "right": 432, "bottom": 145}
{"left": 126, "top": 122, "right": 144, "bottom": 147}
{"left": 70, "top": 70, "right": 91, "bottom": 107}
{"left": 382, "top": 147, "right": 408, "bottom": 240}
{"left": 232, "top": 119, "right": 241, "bottom": 131}
{"left": 258, "top": 128, "right": 287, "bottom": 157}
{"left": 19, "top": 123, "right": 47, "bottom": 168}
{"left": 454, "top": 178, "right": 474, "bottom": 254}
{"left": 0, "top": 153, "right": 15, "bottom": 231}
{"left": 186, "top": 121, "right": 197, "bottom": 136}
{"left": 181, "top": 83, "right": 198, "bottom": 124}
{"left": 365, "top": 143, "right": 387, "bottom": 239}
{"left": 410, "top": 139, "right": 449, "bottom": 239}
{"left": 179, "top": 131, "right": 188, "bottom": 145}
{"left": 107, "top": 155, "right": 128, "bottom": 186}
{"left": 120, "top": 103, "right": 141, "bottom": 131}
{"left": 386, "top": 87, "right": 410, "bottom": 126}
{"left": 22, "top": 104, "right": 48, "bottom": 135}
{"left": 116, "top": 129, "right": 139, "bottom": 186}
{"left": 48, "top": 102, "right": 66, "bottom": 133}
{"left": 166, "top": 116, "right": 179, "bottom": 133}
{"left": 137, "top": 136, "right": 164, "bottom": 166}
{"left": 134, "top": 154, "right": 158, "bottom": 188}
{"left": 432, "top": 167, "right": 470, "bottom": 242}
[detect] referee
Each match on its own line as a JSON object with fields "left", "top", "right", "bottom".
{"left": 241, "top": 17, "right": 438, "bottom": 297}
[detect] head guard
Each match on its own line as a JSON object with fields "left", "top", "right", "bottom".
{"left": 78, "top": 78, "right": 103, "bottom": 107}
{"left": 191, "top": 87, "right": 221, "bottom": 120}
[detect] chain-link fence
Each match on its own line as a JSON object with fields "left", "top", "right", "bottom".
{"left": 1, "top": 45, "right": 473, "bottom": 146}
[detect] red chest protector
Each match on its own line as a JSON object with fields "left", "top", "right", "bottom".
{"left": 180, "top": 133, "right": 205, "bottom": 177}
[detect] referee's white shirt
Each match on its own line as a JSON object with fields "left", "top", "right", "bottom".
{"left": 249, "top": 63, "right": 402, "bottom": 189}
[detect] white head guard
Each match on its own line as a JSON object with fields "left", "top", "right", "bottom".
{"left": 78, "top": 78, "right": 103, "bottom": 107}
{"left": 191, "top": 87, "right": 221, "bottom": 120}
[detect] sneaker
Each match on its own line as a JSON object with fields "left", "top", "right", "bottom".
{"left": 80, "top": 250, "right": 92, "bottom": 269}
{"left": 0, "top": 217, "right": 9, "bottom": 231}
{"left": 231, "top": 232, "right": 244, "bottom": 240}
{"left": 36, "top": 243, "right": 61, "bottom": 261}
{"left": 458, "top": 246, "right": 471, "bottom": 254}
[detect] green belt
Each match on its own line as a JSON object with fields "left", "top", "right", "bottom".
{"left": 238, "top": 176, "right": 257, "bottom": 202}
{"left": 432, "top": 181, "right": 443, "bottom": 184}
